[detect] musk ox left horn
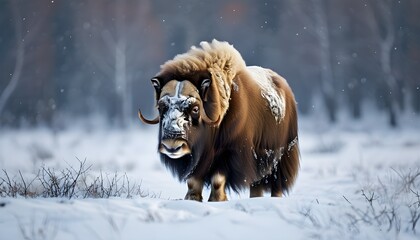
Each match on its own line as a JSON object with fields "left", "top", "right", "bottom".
{"left": 138, "top": 109, "right": 159, "bottom": 124}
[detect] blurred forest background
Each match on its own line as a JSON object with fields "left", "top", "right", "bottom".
{"left": 0, "top": 0, "right": 419, "bottom": 128}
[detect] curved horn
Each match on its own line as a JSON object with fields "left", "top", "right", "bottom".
{"left": 199, "top": 105, "right": 220, "bottom": 126}
{"left": 138, "top": 109, "right": 159, "bottom": 125}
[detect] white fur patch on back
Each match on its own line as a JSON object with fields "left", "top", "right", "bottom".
{"left": 247, "top": 66, "right": 286, "bottom": 123}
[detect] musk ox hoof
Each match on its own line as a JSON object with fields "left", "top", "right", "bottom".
{"left": 184, "top": 193, "right": 203, "bottom": 202}
{"left": 208, "top": 194, "right": 228, "bottom": 202}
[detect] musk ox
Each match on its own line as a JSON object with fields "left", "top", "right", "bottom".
{"left": 139, "top": 40, "right": 299, "bottom": 201}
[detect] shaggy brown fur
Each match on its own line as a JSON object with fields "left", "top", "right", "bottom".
{"left": 140, "top": 40, "right": 300, "bottom": 201}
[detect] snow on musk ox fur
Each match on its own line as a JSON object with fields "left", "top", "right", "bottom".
{"left": 139, "top": 40, "right": 300, "bottom": 201}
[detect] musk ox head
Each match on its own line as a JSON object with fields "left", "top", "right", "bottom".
{"left": 139, "top": 77, "right": 218, "bottom": 160}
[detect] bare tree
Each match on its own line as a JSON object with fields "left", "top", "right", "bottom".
{"left": 74, "top": 0, "right": 163, "bottom": 126}
{"left": 0, "top": 1, "right": 53, "bottom": 126}
{"left": 0, "top": 2, "right": 24, "bottom": 117}
{"left": 369, "top": 0, "right": 400, "bottom": 127}
{"left": 394, "top": 0, "right": 420, "bottom": 114}
{"left": 288, "top": 0, "right": 337, "bottom": 122}
{"left": 79, "top": 0, "right": 132, "bottom": 125}
{"left": 312, "top": 0, "right": 337, "bottom": 122}
{"left": 112, "top": 0, "right": 131, "bottom": 126}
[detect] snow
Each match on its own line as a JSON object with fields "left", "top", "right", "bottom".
{"left": 1, "top": 112, "right": 420, "bottom": 239}
{"left": 247, "top": 66, "right": 286, "bottom": 123}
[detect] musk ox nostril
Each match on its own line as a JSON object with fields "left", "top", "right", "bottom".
{"left": 163, "top": 143, "right": 182, "bottom": 153}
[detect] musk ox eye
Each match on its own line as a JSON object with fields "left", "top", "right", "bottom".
{"left": 191, "top": 106, "right": 199, "bottom": 116}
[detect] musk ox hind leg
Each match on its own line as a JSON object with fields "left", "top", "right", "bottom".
{"left": 208, "top": 173, "right": 228, "bottom": 202}
{"left": 271, "top": 143, "right": 300, "bottom": 197}
{"left": 271, "top": 177, "right": 283, "bottom": 197}
{"left": 185, "top": 177, "right": 204, "bottom": 202}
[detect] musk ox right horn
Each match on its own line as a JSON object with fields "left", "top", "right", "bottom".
{"left": 138, "top": 109, "right": 159, "bottom": 124}
{"left": 199, "top": 104, "right": 220, "bottom": 126}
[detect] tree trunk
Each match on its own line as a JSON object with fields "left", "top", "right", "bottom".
{"left": 0, "top": 2, "right": 24, "bottom": 119}
{"left": 115, "top": 0, "right": 132, "bottom": 127}
{"left": 115, "top": 39, "right": 131, "bottom": 126}
{"left": 313, "top": 0, "right": 336, "bottom": 122}
{"left": 376, "top": 2, "right": 398, "bottom": 127}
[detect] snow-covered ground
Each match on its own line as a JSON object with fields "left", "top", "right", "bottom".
{"left": 1, "top": 112, "right": 419, "bottom": 240}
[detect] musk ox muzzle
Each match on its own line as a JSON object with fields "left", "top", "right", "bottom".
{"left": 160, "top": 117, "right": 191, "bottom": 159}
{"left": 158, "top": 95, "right": 192, "bottom": 159}
{"left": 159, "top": 138, "right": 191, "bottom": 159}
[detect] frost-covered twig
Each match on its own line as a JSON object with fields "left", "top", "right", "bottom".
{"left": 346, "top": 167, "right": 420, "bottom": 234}
{"left": 0, "top": 159, "right": 151, "bottom": 199}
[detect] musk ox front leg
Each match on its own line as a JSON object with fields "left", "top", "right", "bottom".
{"left": 184, "top": 177, "right": 204, "bottom": 201}
{"left": 208, "top": 173, "right": 228, "bottom": 202}
{"left": 250, "top": 183, "right": 264, "bottom": 198}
